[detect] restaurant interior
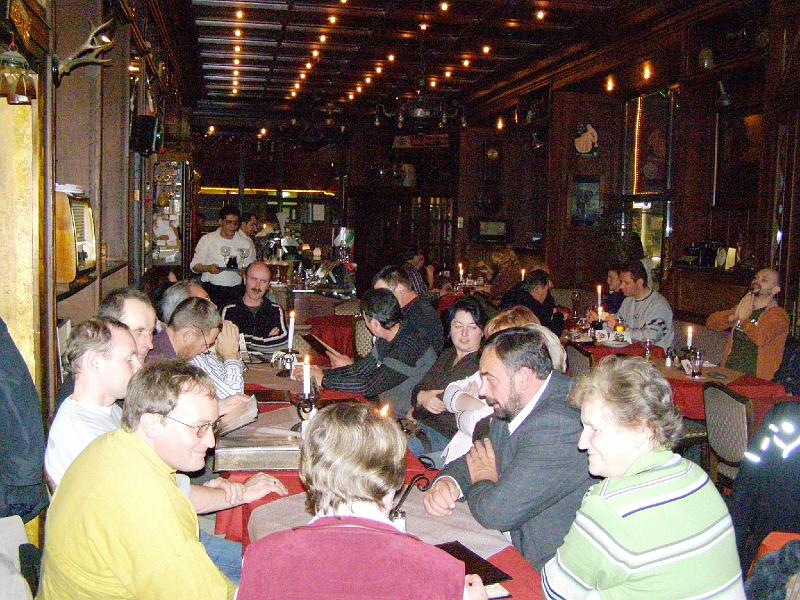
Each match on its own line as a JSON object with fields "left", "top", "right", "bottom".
{"left": 2, "top": 0, "right": 800, "bottom": 597}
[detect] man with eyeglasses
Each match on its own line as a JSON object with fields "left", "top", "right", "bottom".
{"left": 39, "top": 361, "right": 286, "bottom": 599}
{"left": 191, "top": 206, "right": 256, "bottom": 308}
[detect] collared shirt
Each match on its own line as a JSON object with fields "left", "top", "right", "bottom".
{"left": 190, "top": 228, "right": 255, "bottom": 287}
{"left": 39, "top": 429, "right": 235, "bottom": 600}
{"left": 310, "top": 501, "right": 399, "bottom": 531}
{"left": 508, "top": 372, "right": 553, "bottom": 435}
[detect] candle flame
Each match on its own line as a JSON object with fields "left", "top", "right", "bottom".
{"left": 379, "top": 404, "right": 390, "bottom": 418}
{"left": 290, "top": 310, "right": 295, "bottom": 318}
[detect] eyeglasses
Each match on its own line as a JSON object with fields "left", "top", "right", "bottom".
{"left": 163, "top": 414, "right": 220, "bottom": 438}
{"left": 192, "top": 325, "right": 211, "bottom": 354}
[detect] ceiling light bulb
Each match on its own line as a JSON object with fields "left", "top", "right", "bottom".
{"left": 234, "top": 29, "right": 242, "bottom": 37}
{"left": 643, "top": 64, "right": 652, "bottom": 79}
{"left": 208, "top": 125, "right": 215, "bottom": 134}
{"left": 234, "top": 45, "right": 241, "bottom": 52}
{"left": 440, "top": 2, "right": 449, "bottom": 10}
{"left": 376, "top": 66, "right": 383, "bottom": 73}
{"left": 496, "top": 117, "right": 504, "bottom": 130}
{"left": 419, "top": 22, "right": 428, "bottom": 31}
{"left": 306, "top": 62, "right": 313, "bottom": 69}
{"left": 300, "top": 72, "right": 306, "bottom": 79}
{"left": 430, "top": 79, "right": 436, "bottom": 87}
{"left": 232, "top": 88, "right": 238, "bottom": 94}
{"left": 312, "top": 50, "right": 319, "bottom": 57}
{"left": 605, "top": 75, "right": 615, "bottom": 92}
{"left": 356, "top": 85, "right": 362, "bottom": 92}
{"left": 233, "top": 81, "right": 239, "bottom": 87}
{"left": 319, "top": 34, "right": 327, "bottom": 42}
{"left": 535, "top": 10, "right": 546, "bottom": 20}
{"left": 348, "top": 92, "right": 354, "bottom": 100}
{"left": 233, "top": 70, "right": 239, "bottom": 76}
{"left": 328, "top": 16, "right": 337, "bottom": 24}
{"left": 482, "top": 45, "right": 491, "bottom": 54}
{"left": 291, "top": 90, "right": 297, "bottom": 97}
{"left": 365, "top": 76, "right": 371, "bottom": 83}
{"left": 234, "top": 58, "right": 240, "bottom": 65}
{"left": 462, "top": 58, "right": 470, "bottom": 67}
{"left": 388, "top": 54, "right": 395, "bottom": 62}
{"left": 236, "top": 10, "right": 244, "bottom": 18}
{"left": 294, "top": 82, "right": 300, "bottom": 89}
{"left": 445, "top": 70, "right": 452, "bottom": 78}
{"left": 260, "top": 128, "right": 267, "bottom": 135}
{"left": 340, "top": 0, "right": 347, "bottom": 3}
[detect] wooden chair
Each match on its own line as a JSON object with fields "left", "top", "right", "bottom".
{"left": 333, "top": 299, "right": 360, "bottom": 316}
{"left": 704, "top": 382, "right": 755, "bottom": 489}
{"left": 565, "top": 342, "right": 593, "bottom": 378}
{"left": 354, "top": 316, "right": 373, "bottom": 358}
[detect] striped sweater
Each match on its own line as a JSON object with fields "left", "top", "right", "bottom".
{"left": 542, "top": 450, "right": 745, "bottom": 599}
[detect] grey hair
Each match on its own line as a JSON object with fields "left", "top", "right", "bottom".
{"left": 569, "top": 355, "right": 683, "bottom": 448}
{"left": 160, "top": 280, "right": 206, "bottom": 324}
{"left": 483, "top": 327, "right": 553, "bottom": 380}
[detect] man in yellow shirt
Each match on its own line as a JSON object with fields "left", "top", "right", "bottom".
{"left": 39, "top": 362, "right": 239, "bottom": 599}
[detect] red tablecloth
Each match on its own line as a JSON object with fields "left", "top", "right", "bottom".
{"left": 669, "top": 374, "right": 786, "bottom": 425}
{"left": 308, "top": 314, "right": 355, "bottom": 366}
{"left": 585, "top": 341, "right": 666, "bottom": 361}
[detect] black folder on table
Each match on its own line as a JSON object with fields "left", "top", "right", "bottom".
{"left": 435, "top": 541, "right": 511, "bottom": 584}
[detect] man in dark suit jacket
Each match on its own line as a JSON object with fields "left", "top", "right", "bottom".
{"left": 423, "top": 327, "right": 593, "bottom": 570}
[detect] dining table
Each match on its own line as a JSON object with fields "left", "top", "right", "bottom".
{"left": 223, "top": 365, "right": 545, "bottom": 599}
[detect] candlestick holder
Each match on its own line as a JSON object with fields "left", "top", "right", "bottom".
{"left": 271, "top": 350, "right": 298, "bottom": 377}
{"left": 677, "top": 346, "right": 695, "bottom": 362}
{"left": 289, "top": 379, "right": 321, "bottom": 433}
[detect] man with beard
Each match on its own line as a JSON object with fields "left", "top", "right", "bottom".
{"left": 423, "top": 327, "right": 593, "bottom": 570}
{"left": 706, "top": 268, "right": 789, "bottom": 380}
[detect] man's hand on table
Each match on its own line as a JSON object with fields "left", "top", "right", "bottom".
{"left": 418, "top": 389, "right": 445, "bottom": 414}
{"left": 291, "top": 364, "right": 324, "bottom": 387}
{"left": 326, "top": 347, "right": 353, "bottom": 368}
{"left": 423, "top": 478, "right": 460, "bottom": 517}
{"left": 218, "top": 393, "right": 251, "bottom": 416}
{"left": 466, "top": 439, "right": 499, "bottom": 485}
{"left": 240, "top": 473, "right": 288, "bottom": 503}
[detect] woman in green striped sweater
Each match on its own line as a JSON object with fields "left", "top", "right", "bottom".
{"left": 540, "top": 356, "right": 745, "bottom": 599}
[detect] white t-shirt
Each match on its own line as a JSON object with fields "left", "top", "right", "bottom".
{"left": 44, "top": 397, "right": 122, "bottom": 486}
{"left": 190, "top": 228, "right": 256, "bottom": 287}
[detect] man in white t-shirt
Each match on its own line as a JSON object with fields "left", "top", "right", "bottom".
{"left": 45, "top": 317, "right": 142, "bottom": 486}
{"left": 190, "top": 206, "right": 256, "bottom": 308}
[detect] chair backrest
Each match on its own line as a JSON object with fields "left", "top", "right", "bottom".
{"left": 333, "top": 299, "right": 361, "bottom": 316}
{"left": 551, "top": 288, "right": 594, "bottom": 316}
{"left": 674, "top": 320, "right": 729, "bottom": 365}
{"left": 291, "top": 324, "right": 313, "bottom": 357}
{"left": 354, "top": 316, "right": 373, "bottom": 358}
{"left": 566, "top": 343, "right": 593, "bottom": 378}
{"left": 704, "top": 382, "right": 754, "bottom": 465}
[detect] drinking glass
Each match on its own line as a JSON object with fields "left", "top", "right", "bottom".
{"left": 571, "top": 290, "right": 581, "bottom": 318}
{"left": 220, "top": 246, "right": 231, "bottom": 259}
{"left": 644, "top": 338, "right": 653, "bottom": 361}
{"left": 238, "top": 247, "right": 250, "bottom": 260}
{"left": 691, "top": 350, "right": 704, "bottom": 378}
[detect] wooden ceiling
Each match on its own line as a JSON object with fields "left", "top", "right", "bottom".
{"left": 188, "top": 0, "right": 690, "bottom": 126}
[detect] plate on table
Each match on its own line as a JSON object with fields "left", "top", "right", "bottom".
{"left": 598, "top": 339, "right": 629, "bottom": 348}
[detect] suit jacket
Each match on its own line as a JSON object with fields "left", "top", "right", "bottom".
{"left": 440, "top": 371, "right": 593, "bottom": 570}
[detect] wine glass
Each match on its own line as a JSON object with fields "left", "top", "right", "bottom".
{"left": 220, "top": 246, "right": 231, "bottom": 260}
{"left": 238, "top": 247, "right": 250, "bottom": 260}
{"left": 571, "top": 290, "right": 581, "bottom": 319}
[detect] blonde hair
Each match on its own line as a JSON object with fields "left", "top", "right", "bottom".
{"left": 530, "top": 324, "right": 566, "bottom": 373}
{"left": 570, "top": 356, "right": 683, "bottom": 448}
{"left": 484, "top": 306, "right": 540, "bottom": 338}
{"left": 301, "top": 402, "right": 406, "bottom": 515}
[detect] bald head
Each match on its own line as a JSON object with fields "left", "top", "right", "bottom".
{"left": 752, "top": 268, "right": 781, "bottom": 301}
{"left": 244, "top": 261, "right": 272, "bottom": 306}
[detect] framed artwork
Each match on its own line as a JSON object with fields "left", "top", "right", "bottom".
{"left": 569, "top": 176, "right": 602, "bottom": 227}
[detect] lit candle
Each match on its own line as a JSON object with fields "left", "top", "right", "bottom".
{"left": 598, "top": 306, "right": 603, "bottom": 322}
{"left": 458, "top": 262, "right": 464, "bottom": 282}
{"left": 379, "top": 404, "right": 390, "bottom": 418}
{"left": 521, "top": 268, "right": 526, "bottom": 281}
{"left": 287, "top": 310, "right": 295, "bottom": 352}
{"left": 686, "top": 325, "right": 693, "bottom": 349}
{"left": 597, "top": 284, "right": 602, "bottom": 310}
{"left": 303, "top": 354, "right": 311, "bottom": 395}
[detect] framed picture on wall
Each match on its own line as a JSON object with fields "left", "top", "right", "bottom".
{"left": 569, "top": 176, "right": 602, "bottom": 227}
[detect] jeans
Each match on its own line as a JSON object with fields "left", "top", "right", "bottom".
{"left": 407, "top": 423, "right": 451, "bottom": 469}
{"left": 200, "top": 529, "right": 242, "bottom": 583}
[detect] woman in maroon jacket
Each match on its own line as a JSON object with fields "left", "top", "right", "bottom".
{"left": 238, "top": 402, "right": 467, "bottom": 600}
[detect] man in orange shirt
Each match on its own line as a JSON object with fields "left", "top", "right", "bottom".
{"left": 706, "top": 268, "right": 789, "bottom": 380}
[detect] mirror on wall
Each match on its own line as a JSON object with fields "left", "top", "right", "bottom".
{"left": 623, "top": 89, "right": 675, "bottom": 195}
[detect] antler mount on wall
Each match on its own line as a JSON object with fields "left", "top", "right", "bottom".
{"left": 52, "top": 18, "right": 114, "bottom": 86}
